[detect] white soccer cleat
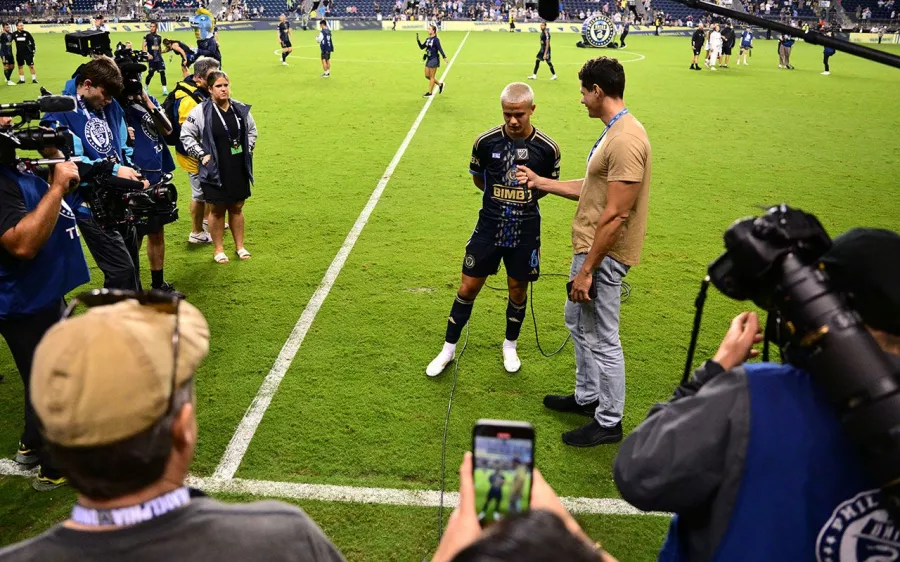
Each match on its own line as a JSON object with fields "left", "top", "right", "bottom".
{"left": 426, "top": 343, "right": 456, "bottom": 377}
{"left": 527, "top": 74, "right": 536, "bottom": 80}
{"left": 821, "top": 71, "right": 830, "bottom": 75}
{"left": 550, "top": 74, "right": 558, "bottom": 80}
{"left": 502, "top": 340, "right": 521, "bottom": 374}
{"left": 162, "top": 87, "right": 169, "bottom": 95}
{"left": 710, "top": 66, "right": 717, "bottom": 71}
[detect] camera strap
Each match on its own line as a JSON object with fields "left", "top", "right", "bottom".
{"left": 587, "top": 108, "right": 629, "bottom": 165}
{"left": 70, "top": 486, "right": 191, "bottom": 528}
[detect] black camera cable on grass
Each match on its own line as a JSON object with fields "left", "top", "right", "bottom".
{"left": 433, "top": 273, "right": 632, "bottom": 549}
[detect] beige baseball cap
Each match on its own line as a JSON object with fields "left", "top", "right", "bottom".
{"left": 31, "top": 299, "right": 210, "bottom": 448}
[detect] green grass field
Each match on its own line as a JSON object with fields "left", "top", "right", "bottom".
{"left": 0, "top": 26, "right": 898, "bottom": 561}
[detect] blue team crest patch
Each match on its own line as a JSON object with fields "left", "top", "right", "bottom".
{"left": 141, "top": 111, "right": 159, "bottom": 142}
{"left": 816, "top": 489, "right": 899, "bottom": 562}
{"left": 84, "top": 117, "right": 113, "bottom": 155}
{"left": 59, "top": 198, "right": 76, "bottom": 220}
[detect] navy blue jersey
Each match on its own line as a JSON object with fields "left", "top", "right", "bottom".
{"left": 469, "top": 126, "right": 560, "bottom": 247}
{"left": 539, "top": 28, "right": 550, "bottom": 50}
{"left": 320, "top": 28, "right": 333, "bottom": 53}
{"left": 741, "top": 29, "right": 753, "bottom": 46}
{"left": 173, "top": 40, "right": 195, "bottom": 59}
{"left": 144, "top": 32, "right": 162, "bottom": 55}
{"left": 278, "top": 20, "right": 291, "bottom": 41}
{"left": 423, "top": 36, "right": 445, "bottom": 59}
{"left": 0, "top": 31, "right": 13, "bottom": 55}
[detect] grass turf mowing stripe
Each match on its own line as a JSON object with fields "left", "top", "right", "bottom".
{"left": 0, "top": 459, "right": 663, "bottom": 516}
{"left": 212, "top": 31, "right": 473, "bottom": 481}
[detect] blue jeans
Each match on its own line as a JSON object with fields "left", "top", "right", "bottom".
{"left": 564, "top": 254, "right": 630, "bottom": 427}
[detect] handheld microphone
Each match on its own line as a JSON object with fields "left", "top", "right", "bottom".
{"left": 537, "top": 0, "right": 559, "bottom": 22}
{"left": 513, "top": 138, "right": 529, "bottom": 166}
{"left": 0, "top": 96, "right": 78, "bottom": 116}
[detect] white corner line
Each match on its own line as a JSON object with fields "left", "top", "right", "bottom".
{"left": 211, "top": 31, "right": 472, "bottom": 481}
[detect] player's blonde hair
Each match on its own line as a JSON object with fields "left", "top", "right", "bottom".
{"left": 500, "top": 82, "right": 535, "bottom": 106}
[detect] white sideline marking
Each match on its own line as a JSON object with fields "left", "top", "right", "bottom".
{"left": 212, "top": 31, "right": 472, "bottom": 481}
{"left": 0, "top": 459, "right": 663, "bottom": 516}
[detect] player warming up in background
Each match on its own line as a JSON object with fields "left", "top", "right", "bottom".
{"left": 737, "top": 25, "right": 752, "bottom": 65}
{"left": 528, "top": 22, "right": 556, "bottom": 80}
{"left": 417, "top": 25, "right": 446, "bottom": 97}
{"left": 316, "top": 19, "right": 333, "bottom": 77}
{"left": 426, "top": 83, "right": 560, "bottom": 377}
{"left": 689, "top": 22, "right": 704, "bottom": 70}
{"left": 0, "top": 23, "right": 14, "bottom": 86}
{"left": 12, "top": 21, "right": 36, "bottom": 84}
{"left": 143, "top": 22, "right": 168, "bottom": 94}
{"left": 162, "top": 38, "right": 196, "bottom": 78}
{"left": 278, "top": 13, "right": 293, "bottom": 65}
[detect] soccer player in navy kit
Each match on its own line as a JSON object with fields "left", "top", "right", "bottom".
{"left": 0, "top": 23, "right": 14, "bottom": 86}
{"left": 426, "top": 83, "right": 561, "bottom": 377}
{"left": 143, "top": 22, "right": 168, "bottom": 95}
{"left": 317, "top": 19, "right": 333, "bottom": 77}
{"left": 417, "top": 25, "right": 446, "bottom": 97}
{"left": 528, "top": 22, "right": 556, "bottom": 80}
{"left": 278, "top": 13, "right": 293, "bottom": 65}
{"left": 162, "top": 39, "right": 196, "bottom": 77}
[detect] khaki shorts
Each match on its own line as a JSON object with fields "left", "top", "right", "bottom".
{"left": 189, "top": 172, "right": 204, "bottom": 202}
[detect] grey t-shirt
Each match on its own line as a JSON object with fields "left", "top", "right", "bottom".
{"left": 0, "top": 496, "right": 346, "bottom": 562}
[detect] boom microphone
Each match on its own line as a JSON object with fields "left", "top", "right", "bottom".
{"left": 537, "top": 0, "right": 559, "bottom": 22}
{"left": 0, "top": 96, "right": 78, "bottom": 116}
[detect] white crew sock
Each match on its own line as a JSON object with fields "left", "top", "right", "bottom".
{"left": 442, "top": 342, "right": 456, "bottom": 358}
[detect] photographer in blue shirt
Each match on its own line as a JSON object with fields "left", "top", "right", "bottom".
{"left": 0, "top": 117, "right": 89, "bottom": 490}
{"left": 614, "top": 228, "right": 900, "bottom": 561}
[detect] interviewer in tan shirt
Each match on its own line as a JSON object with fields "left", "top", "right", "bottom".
{"left": 517, "top": 57, "right": 652, "bottom": 447}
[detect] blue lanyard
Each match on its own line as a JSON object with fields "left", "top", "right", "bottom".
{"left": 587, "top": 108, "right": 629, "bottom": 165}
{"left": 71, "top": 487, "right": 191, "bottom": 527}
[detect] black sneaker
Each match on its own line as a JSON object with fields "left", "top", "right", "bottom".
{"left": 542, "top": 394, "right": 598, "bottom": 417}
{"left": 562, "top": 419, "right": 623, "bottom": 447}
{"left": 439, "top": 82, "right": 444, "bottom": 94}
{"left": 422, "top": 92, "right": 432, "bottom": 97}
{"left": 153, "top": 282, "right": 186, "bottom": 299}
{"left": 32, "top": 79, "right": 38, "bottom": 84}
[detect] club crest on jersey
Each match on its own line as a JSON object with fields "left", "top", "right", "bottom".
{"left": 141, "top": 111, "right": 159, "bottom": 142}
{"left": 581, "top": 14, "right": 616, "bottom": 48}
{"left": 464, "top": 254, "right": 475, "bottom": 268}
{"left": 84, "top": 118, "right": 113, "bottom": 155}
{"left": 816, "top": 489, "right": 899, "bottom": 562}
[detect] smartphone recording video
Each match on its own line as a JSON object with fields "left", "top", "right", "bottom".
{"left": 472, "top": 419, "right": 535, "bottom": 528}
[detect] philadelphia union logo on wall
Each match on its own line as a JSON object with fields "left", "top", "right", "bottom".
{"left": 816, "top": 489, "right": 900, "bottom": 561}
{"left": 581, "top": 15, "right": 616, "bottom": 48}
{"left": 84, "top": 118, "right": 113, "bottom": 154}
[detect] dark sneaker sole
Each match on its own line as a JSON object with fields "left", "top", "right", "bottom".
{"left": 15, "top": 453, "right": 38, "bottom": 467}
{"left": 562, "top": 433, "right": 623, "bottom": 447}
{"left": 32, "top": 478, "right": 67, "bottom": 491}
{"left": 543, "top": 401, "right": 599, "bottom": 417}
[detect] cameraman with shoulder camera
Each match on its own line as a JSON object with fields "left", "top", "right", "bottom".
{"left": 42, "top": 55, "right": 143, "bottom": 291}
{"left": 0, "top": 116, "right": 89, "bottom": 490}
{"left": 613, "top": 228, "right": 900, "bottom": 561}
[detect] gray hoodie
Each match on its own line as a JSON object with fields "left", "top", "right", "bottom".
{"left": 180, "top": 98, "right": 258, "bottom": 187}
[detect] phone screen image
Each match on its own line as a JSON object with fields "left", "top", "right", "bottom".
{"left": 473, "top": 434, "right": 534, "bottom": 526}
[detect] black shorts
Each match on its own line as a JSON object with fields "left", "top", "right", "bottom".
{"left": 321, "top": 51, "right": 331, "bottom": 60}
{"left": 1, "top": 50, "right": 12, "bottom": 65}
{"left": 16, "top": 51, "right": 33, "bottom": 66}
{"left": 149, "top": 58, "right": 166, "bottom": 71}
{"left": 722, "top": 46, "right": 733, "bottom": 55}
{"left": 536, "top": 49, "right": 551, "bottom": 62}
{"left": 135, "top": 212, "right": 178, "bottom": 237}
{"left": 463, "top": 237, "right": 540, "bottom": 282}
{"left": 281, "top": 38, "right": 292, "bottom": 48}
{"left": 487, "top": 487, "right": 503, "bottom": 501}
{"left": 692, "top": 46, "right": 702, "bottom": 55}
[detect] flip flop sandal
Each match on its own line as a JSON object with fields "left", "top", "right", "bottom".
{"left": 236, "top": 248, "right": 251, "bottom": 260}
{"left": 214, "top": 252, "right": 229, "bottom": 264}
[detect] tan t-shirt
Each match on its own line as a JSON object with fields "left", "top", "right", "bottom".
{"left": 571, "top": 114, "right": 652, "bottom": 266}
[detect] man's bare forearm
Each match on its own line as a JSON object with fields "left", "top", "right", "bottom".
{"left": 535, "top": 176, "right": 583, "bottom": 200}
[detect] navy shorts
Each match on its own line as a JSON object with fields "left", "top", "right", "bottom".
{"left": 463, "top": 237, "right": 540, "bottom": 282}
{"left": 536, "top": 49, "right": 551, "bottom": 61}
{"left": 281, "top": 38, "right": 292, "bottom": 48}
{"left": 425, "top": 57, "right": 440, "bottom": 68}
{"left": 149, "top": 58, "right": 166, "bottom": 71}
{"left": 321, "top": 51, "right": 331, "bottom": 60}
{"left": 1, "top": 50, "right": 12, "bottom": 65}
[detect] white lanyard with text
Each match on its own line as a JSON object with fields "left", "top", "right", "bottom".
{"left": 71, "top": 487, "right": 191, "bottom": 527}
{"left": 213, "top": 102, "right": 241, "bottom": 150}
{"left": 587, "top": 108, "right": 629, "bottom": 166}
